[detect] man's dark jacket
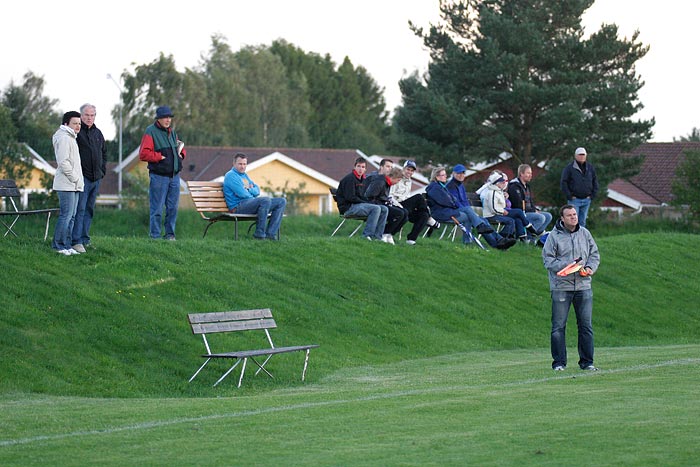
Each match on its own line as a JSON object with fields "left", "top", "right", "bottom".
{"left": 335, "top": 171, "right": 369, "bottom": 214}
{"left": 560, "top": 161, "right": 598, "bottom": 200}
{"left": 76, "top": 122, "right": 106, "bottom": 182}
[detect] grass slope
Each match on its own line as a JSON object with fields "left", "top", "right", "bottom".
{"left": 1, "top": 214, "right": 699, "bottom": 398}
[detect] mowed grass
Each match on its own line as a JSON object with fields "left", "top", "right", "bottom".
{"left": 1, "top": 212, "right": 700, "bottom": 465}
{"left": 1, "top": 345, "right": 699, "bottom": 466}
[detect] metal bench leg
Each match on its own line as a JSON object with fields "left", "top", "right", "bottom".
{"left": 331, "top": 218, "right": 347, "bottom": 237}
{"left": 349, "top": 221, "right": 363, "bottom": 237}
{"left": 44, "top": 212, "right": 52, "bottom": 241}
{"left": 189, "top": 357, "right": 212, "bottom": 382}
{"left": 236, "top": 358, "right": 248, "bottom": 388}
{"left": 234, "top": 219, "right": 239, "bottom": 240}
{"left": 254, "top": 354, "right": 274, "bottom": 376}
{"left": 301, "top": 349, "right": 311, "bottom": 381}
{"left": 251, "top": 357, "right": 274, "bottom": 379}
{"left": 212, "top": 359, "right": 243, "bottom": 387}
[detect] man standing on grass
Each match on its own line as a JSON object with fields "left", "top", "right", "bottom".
{"left": 542, "top": 204, "right": 600, "bottom": 371}
{"left": 71, "top": 103, "right": 106, "bottom": 253}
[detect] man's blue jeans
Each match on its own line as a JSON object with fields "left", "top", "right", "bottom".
{"left": 343, "top": 203, "right": 388, "bottom": 239}
{"left": 52, "top": 191, "right": 79, "bottom": 251}
{"left": 551, "top": 289, "right": 594, "bottom": 369}
{"left": 72, "top": 178, "right": 101, "bottom": 246}
{"left": 149, "top": 173, "right": 180, "bottom": 239}
{"left": 568, "top": 197, "right": 591, "bottom": 228}
{"left": 235, "top": 197, "right": 287, "bottom": 239}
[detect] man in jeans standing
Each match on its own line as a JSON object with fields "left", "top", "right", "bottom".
{"left": 138, "top": 106, "right": 185, "bottom": 240}
{"left": 335, "top": 157, "right": 389, "bottom": 242}
{"left": 542, "top": 205, "right": 601, "bottom": 371}
{"left": 71, "top": 103, "right": 106, "bottom": 253}
{"left": 560, "top": 147, "right": 598, "bottom": 228}
{"left": 223, "top": 153, "right": 286, "bottom": 240}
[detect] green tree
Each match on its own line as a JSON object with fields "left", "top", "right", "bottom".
{"left": 392, "top": 0, "right": 653, "bottom": 173}
{"left": 672, "top": 150, "right": 700, "bottom": 217}
{"left": 674, "top": 128, "right": 700, "bottom": 142}
{"left": 1, "top": 72, "right": 60, "bottom": 158}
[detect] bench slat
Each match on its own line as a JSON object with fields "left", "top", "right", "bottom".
{"left": 188, "top": 309, "right": 273, "bottom": 323}
{"left": 191, "top": 318, "right": 277, "bottom": 334}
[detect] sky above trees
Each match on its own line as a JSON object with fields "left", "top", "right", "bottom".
{"left": 1, "top": 0, "right": 698, "bottom": 142}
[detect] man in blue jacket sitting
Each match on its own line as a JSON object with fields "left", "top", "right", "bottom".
{"left": 223, "top": 153, "right": 286, "bottom": 240}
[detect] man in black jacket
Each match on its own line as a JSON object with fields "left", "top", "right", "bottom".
{"left": 560, "top": 147, "right": 598, "bottom": 228}
{"left": 508, "top": 164, "right": 552, "bottom": 237}
{"left": 335, "top": 158, "right": 389, "bottom": 241}
{"left": 71, "top": 104, "right": 106, "bottom": 253}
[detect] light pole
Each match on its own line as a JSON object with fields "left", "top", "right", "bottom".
{"left": 107, "top": 73, "right": 123, "bottom": 209}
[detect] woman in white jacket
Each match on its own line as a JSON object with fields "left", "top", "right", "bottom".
{"left": 51, "top": 111, "right": 84, "bottom": 255}
{"left": 477, "top": 171, "right": 541, "bottom": 241}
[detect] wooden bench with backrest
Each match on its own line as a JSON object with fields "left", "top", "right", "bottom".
{"left": 186, "top": 180, "right": 274, "bottom": 240}
{"left": 187, "top": 308, "right": 319, "bottom": 388}
{"left": 0, "top": 180, "right": 59, "bottom": 241}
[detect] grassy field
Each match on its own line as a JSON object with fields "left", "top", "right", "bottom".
{"left": 1, "top": 211, "right": 699, "bottom": 465}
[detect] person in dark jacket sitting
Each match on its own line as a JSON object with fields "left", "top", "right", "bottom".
{"left": 364, "top": 167, "right": 407, "bottom": 245}
{"left": 508, "top": 164, "right": 552, "bottom": 238}
{"left": 426, "top": 166, "right": 515, "bottom": 250}
{"left": 335, "top": 157, "right": 389, "bottom": 241}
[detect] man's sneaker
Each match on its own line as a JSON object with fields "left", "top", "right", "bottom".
{"left": 56, "top": 249, "right": 71, "bottom": 255}
{"left": 381, "top": 234, "right": 395, "bottom": 244}
{"left": 72, "top": 244, "right": 86, "bottom": 253}
{"left": 553, "top": 365, "right": 565, "bottom": 371}
{"left": 364, "top": 236, "right": 373, "bottom": 241}
{"left": 67, "top": 248, "right": 81, "bottom": 255}
{"left": 582, "top": 365, "right": 599, "bottom": 371}
{"left": 406, "top": 240, "right": 416, "bottom": 245}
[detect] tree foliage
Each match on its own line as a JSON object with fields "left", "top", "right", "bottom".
{"left": 674, "top": 128, "right": 700, "bottom": 142}
{"left": 672, "top": 150, "right": 700, "bottom": 217}
{"left": 391, "top": 0, "right": 654, "bottom": 174}
{"left": 116, "top": 36, "right": 389, "bottom": 154}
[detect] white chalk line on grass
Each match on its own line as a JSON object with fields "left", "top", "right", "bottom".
{"left": 2, "top": 357, "right": 698, "bottom": 448}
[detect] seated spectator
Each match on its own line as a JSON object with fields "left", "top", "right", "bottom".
{"left": 335, "top": 157, "right": 389, "bottom": 242}
{"left": 426, "top": 166, "right": 516, "bottom": 249}
{"left": 223, "top": 153, "right": 286, "bottom": 240}
{"left": 477, "top": 171, "right": 542, "bottom": 242}
{"left": 389, "top": 160, "right": 440, "bottom": 244}
{"left": 507, "top": 164, "right": 552, "bottom": 237}
{"left": 365, "top": 166, "right": 408, "bottom": 245}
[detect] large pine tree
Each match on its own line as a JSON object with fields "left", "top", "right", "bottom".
{"left": 392, "top": 0, "right": 653, "bottom": 171}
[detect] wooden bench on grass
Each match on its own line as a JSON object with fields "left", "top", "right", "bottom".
{"left": 1, "top": 180, "right": 59, "bottom": 241}
{"left": 187, "top": 308, "right": 319, "bottom": 388}
{"left": 187, "top": 180, "right": 273, "bottom": 240}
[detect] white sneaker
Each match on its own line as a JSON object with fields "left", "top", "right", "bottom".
{"left": 406, "top": 240, "right": 416, "bottom": 245}
{"left": 381, "top": 234, "right": 395, "bottom": 244}
{"left": 67, "top": 248, "right": 80, "bottom": 255}
{"left": 72, "top": 244, "right": 86, "bottom": 253}
{"left": 553, "top": 365, "right": 565, "bottom": 371}
{"left": 56, "top": 249, "right": 71, "bottom": 255}
{"left": 364, "top": 236, "right": 373, "bottom": 241}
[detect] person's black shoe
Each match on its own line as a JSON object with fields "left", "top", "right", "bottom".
{"left": 496, "top": 237, "right": 517, "bottom": 249}
{"left": 477, "top": 223, "right": 495, "bottom": 235}
{"left": 526, "top": 224, "right": 543, "bottom": 236}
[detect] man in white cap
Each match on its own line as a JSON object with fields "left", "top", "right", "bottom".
{"left": 560, "top": 147, "right": 598, "bottom": 228}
